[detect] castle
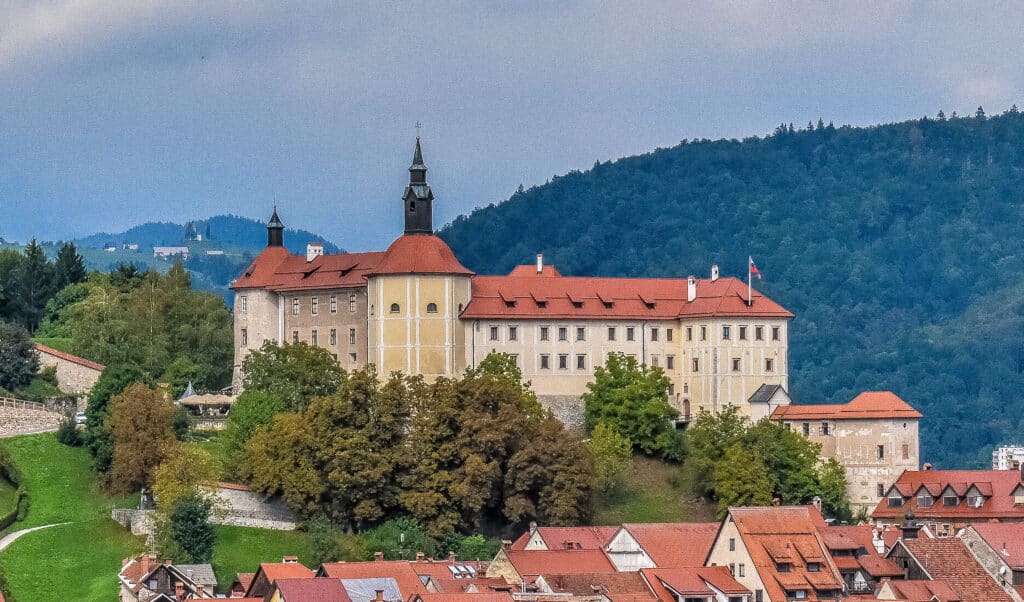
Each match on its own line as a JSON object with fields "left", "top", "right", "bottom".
{"left": 231, "top": 138, "right": 793, "bottom": 424}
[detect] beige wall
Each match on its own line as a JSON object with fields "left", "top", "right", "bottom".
{"left": 680, "top": 318, "right": 789, "bottom": 418}
{"left": 781, "top": 417, "right": 919, "bottom": 515}
{"left": 36, "top": 351, "right": 103, "bottom": 395}
{"left": 281, "top": 289, "right": 368, "bottom": 371}
{"left": 233, "top": 288, "right": 281, "bottom": 385}
{"left": 705, "top": 518, "right": 770, "bottom": 601}
{"left": 483, "top": 550, "right": 521, "bottom": 583}
{"left": 367, "top": 274, "right": 472, "bottom": 379}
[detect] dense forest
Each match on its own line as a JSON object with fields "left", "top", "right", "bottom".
{"left": 441, "top": 108, "right": 1024, "bottom": 469}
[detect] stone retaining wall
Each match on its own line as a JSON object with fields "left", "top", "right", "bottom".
{"left": 537, "top": 394, "right": 585, "bottom": 431}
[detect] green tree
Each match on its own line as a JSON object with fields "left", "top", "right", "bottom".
{"left": 35, "top": 281, "right": 92, "bottom": 338}
{"left": 360, "top": 517, "right": 437, "bottom": 560}
{"left": 742, "top": 419, "right": 823, "bottom": 505}
{"left": 307, "top": 515, "right": 341, "bottom": 565}
{"left": 10, "top": 239, "right": 55, "bottom": 331}
{"left": 169, "top": 494, "right": 215, "bottom": 562}
{"left": 53, "top": 242, "right": 88, "bottom": 290}
{"left": 0, "top": 321, "right": 39, "bottom": 390}
{"left": 684, "top": 407, "right": 749, "bottom": 497}
{"left": 107, "top": 383, "right": 176, "bottom": 493}
{"left": 241, "top": 341, "right": 344, "bottom": 410}
{"left": 582, "top": 353, "right": 682, "bottom": 459}
{"left": 588, "top": 422, "right": 632, "bottom": 493}
{"left": 152, "top": 443, "right": 222, "bottom": 513}
{"left": 712, "top": 444, "right": 773, "bottom": 518}
{"left": 816, "top": 458, "right": 851, "bottom": 520}
{"left": 84, "top": 364, "right": 150, "bottom": 473}
{"left": 456, "top": 534, "right": 500, "bottom": 561}
{"left": 162, "top": 357, "right": 201, "bottom": 399}
{"left": 221, "top": 390, "right": 285, "bottom": 477}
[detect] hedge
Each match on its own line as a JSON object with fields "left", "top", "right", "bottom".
{"left": 0, "top": 445, "right": 28, "bottom": 532}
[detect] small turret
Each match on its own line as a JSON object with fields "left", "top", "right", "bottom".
{"left": 403, "top": 137, "right": 434, "bottom": 235}
{"left": 267, "top": 206, "right": 284, "bottom": 247}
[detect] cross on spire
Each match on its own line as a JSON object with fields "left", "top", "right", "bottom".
{"left": 415, "top": 121, "right": 421, "bottom": 138}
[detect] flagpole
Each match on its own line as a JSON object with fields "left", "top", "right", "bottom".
{"left": 748, "top": 256, "right": 752, "bottom": 307}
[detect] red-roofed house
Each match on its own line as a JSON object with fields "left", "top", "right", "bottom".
{"left": 872, "top": 469, "right": 1024, "bottom": 534}
{"left": 244, "top": 559, "right": 314, "bottom": 598}
{"left": 818, "top": 525, "right": 902, "bottom": 595}
{"left": 958, "top": 523, "right": 1024, "bottom": 595}
{"left": 771, "top": 392, "right": 922, "bottom": 514}
{"left": 605, "top": 523, "right": 720, "bottom": 571}
{"left": 511, "top": 524, "right": 619, "bottom": 551}
{"left": 35, "top": 342, "right": 105, "bottom": 395}
{"left": 484, "top": 549, "right": 615, "bottom": 584}
{"left": 537, "top": 571, "right": 658, "bottom": 601}
{"left": 875, "top": 578, "right": 961, "bottom": 602}
{"left": 705, "top": 506, "right": 844, "bottom": 602}
{"left": 317, "top": 560, "right": 431, "bottom": 600}
{"left": 640, "top": 567, "right": 750, "bottom": 602}
{"left": 885, "top": 536, "right": 1019, "bottom": 602}
{"left": 267, "top": 577, "right": 352, "bottom": 602}
{"left": 231, "top": 138, "right": 794, "bottom": 423}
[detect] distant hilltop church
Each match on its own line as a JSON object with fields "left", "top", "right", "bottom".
{"left": 231, "top": 138, "right": 793, "bottom": 424}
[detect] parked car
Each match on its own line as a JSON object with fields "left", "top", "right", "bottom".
{"left": 74, "top": 411, "right": 87, "bottom": 425}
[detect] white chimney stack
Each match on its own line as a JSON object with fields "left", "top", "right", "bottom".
{"left": 711, "top": 264, "right": 720, "bottom": 282}
{"left": 687, "top": 275, "right": 697, "bottom": 302}
{"left": 306, "top": 242, "right": 324, "bottom": 263}
{"left": 536, "top": 253, "right": 543, "bottom": 274}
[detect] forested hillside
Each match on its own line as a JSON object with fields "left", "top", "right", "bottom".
{"left": 441, "top": 109, "right": 1024, "bottom": 469}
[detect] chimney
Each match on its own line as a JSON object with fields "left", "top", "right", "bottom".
{"left": 415, "top": 551, "right": 425, "bottom": 562}
{"left": 710, "top": 264, "right": 720, "bottom": 282}
{"left": 501, "top": 539, "right": 512, "bottom": 551}
{"left": 687, "top": 276, "right": 697, "bottom": 302}
{"left": 374, "top": 589, "right": 386, "bottom": 602}
{"left": 529, "top": 521, "right": 538, "bottom": 535}
{"left": 448, "top": 551, "right": 456, "bottom": 563}
{"left": 164, "top": 558, "right": 173, "bottom": 566}
{"left": 282, "top": 555, "right": 298, "bottom": 564}
{"left": 174, "top": 581, "right": 184, "bottom": 601}
{"left": 536, "top": 253, "right": 543, "bottom": 274}
{"left": 812, "top": 495, "right": 822, "bottom": 512}
{"left": 374, "top": 551, "right": 385, "bottom": 562}
{"left": 772, "top": 497, "right": 781, "bottom": 506}
{"left": 923, "top": 462, "right": 933, "bottom": 471}
{"left": 195, "top": 583, "right": 204, "bottom": 597}
{"left": 139, "top": 554, "right": 152, "bottom": 576}
{"left": 306, "top": 242, "right": 324, "bottom": 263}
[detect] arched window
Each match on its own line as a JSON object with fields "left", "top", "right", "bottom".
{"left": 426, "top": 302, "right": 438, "bottom": 313}
{"left": 390, "top": 303, "right": 400, "bottom": 314}
{"left": 409, "top": 201, "right": 416, "bottom": 212}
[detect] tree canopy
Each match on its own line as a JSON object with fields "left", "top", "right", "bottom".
{"left": 0, "top": 321, "right": 39, "bottom": 391}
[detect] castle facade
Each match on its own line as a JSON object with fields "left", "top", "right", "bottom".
{"left": 231, "top": 139, "right": 793, "bottom": 422}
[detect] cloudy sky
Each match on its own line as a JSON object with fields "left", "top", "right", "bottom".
{"left": 1, "top": 1, "right": 1020, "bottom": 250}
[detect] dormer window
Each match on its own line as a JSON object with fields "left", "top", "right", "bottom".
{"left": 966, "top": 489, "right": 985, "bottom": 508}
{"left": 943, "top": 494, "right": 958, "bottom": 507}
{"left": 572, "top": 301, "right": 583, "bottom": 309}
{"left": 806, "top": 562, "right": 820, "bottom": 573}
{"left": 776, "top": 562, "right": 791, "bottom": 573}
{"left": 917, "top": 491, "right": 934, "bottom": 508}
{"left": 887, "top": 490, "right": 904, "bottom": 507}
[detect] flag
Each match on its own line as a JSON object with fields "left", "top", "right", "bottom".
{"left": 749, "top": 257, "right": 762, "bottom": 280}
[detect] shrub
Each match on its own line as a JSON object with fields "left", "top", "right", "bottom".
{"left": 57, "top": 416, "right": 82, "bottom": 447}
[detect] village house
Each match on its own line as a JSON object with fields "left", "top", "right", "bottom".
{"left": 117, "top": 554, "right": 217, "bottom": 601}
{"left": 232, "top": 138, "right": 794, "bottom": 425}
{"left": 871, "top": 467, "right": 1024, "bottom": 535}
{"left": 510, "top": 524, "right": 618, "bottom": 551}
{"left": 640, "top": 567, "right": 751, "bottom": 602}
{"left": 243, "top": 558, "right": 314, "bottom": 599}
{"left": 604, "top": 522, "right": 720, "bottom": 571}
{"left": 957, "top": 523, "right": 1024, "bottom": 597}
{"left": 34, "top": 342, "right": 105, "bottom": 398}
{"left": 770, "top": 391, "right": 921, "bottom": 515}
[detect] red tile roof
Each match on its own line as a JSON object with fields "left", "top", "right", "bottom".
{"left": 412, "top": 594, "right": 514, "bottom": 602}
{"left": 246, "top": 562, "right": 315, "bottom": 597}
{"left": 501, "top": 549, "right": 614, "bottom": 577}
{"left": 510, "top": 526, "right": 618, "bottom": 551}
{"left": 896, "top": 538, "right": 1014, "bottom": 601}
{"left": 770, "top": 391, "right": 922, "bottom": 421}
{"left": 871, "top": 469, "right": 1024, "bottom": 521}
{"left": 968, "top": 522, "right": 1024, "bottom": 568}
{"left": 231, "top": 246, "right": 384, "bottom": 291}
{"left": 641, "top": 567, "right": 748, "bottom": 600}
{"left": 463, "top": 270, "right": 791, "bottom": 320}
{"left": 540, "top": 572, "right": 656, "bottom": 601}
{"left": 272, "top": 577, "right": 352, "bottom": 602}
{"left": 622, "top": 522, "right": 720, "bottom": 568}
{"left": 728, "top": 506, "right": 843, "bottom": 602}
{"left": 34, "top": 343, "right": 106, "bottom": 372}
{"left": 369, "top": 235, "right": 473, "bottom": 276}
{"left": 319, "top": 560, "right": 429, "bottom": 598}
{"left": 820, "top": 525, "right": 902, "bottom": 578}
{"left": 882, "top": 579, "right": 961, "bottom": 602}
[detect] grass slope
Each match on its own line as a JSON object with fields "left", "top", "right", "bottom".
{"left": 0, "top": 478, "right": 15, "bottom": 516}
{"left": 594, "top": 455, "right": 714, "bottom": 525}
{"left": 0, "top": 434, "right": 142, "bottom": 602}
{"left": 211, "top": 526, "right": 315, "bottom": 589}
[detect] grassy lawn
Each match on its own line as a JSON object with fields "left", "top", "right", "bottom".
{"left": 0, "top": 433, "right": 143, "bottom": 602}
{"left": 211, "top": 525, "right": 314, "bottom": 590}
{"left": 593, "top": 455, "right": 715, "bottom": 525}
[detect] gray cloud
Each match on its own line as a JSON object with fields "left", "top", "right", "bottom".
{"left": 1, "top": 1, "right": 1021, "bottom": 250}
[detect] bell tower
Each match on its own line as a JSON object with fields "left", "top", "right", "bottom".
{"left": 267, "top": 206, "right": 284, "bottom": 247}
{"left": 403, "top": 137, "right": 434, "bottom": 234}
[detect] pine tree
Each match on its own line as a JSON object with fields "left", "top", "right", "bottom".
{"left": 53, "top": 242, "right": 87, "bottom": 289}
{"left": 12, "top": 239, "right": 55, "bottom": 331}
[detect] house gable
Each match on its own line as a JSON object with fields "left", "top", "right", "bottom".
{"left": 605, "top": 526, "right": 654, "bottom": 571}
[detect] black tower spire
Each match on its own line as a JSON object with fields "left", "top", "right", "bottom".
{"left": 267, "top": 206, "right": 284, "bottom": 247}
{"left": 403, "top": 136, "right": 433, "bottom": 235}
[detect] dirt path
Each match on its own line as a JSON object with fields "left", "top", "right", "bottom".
{"left": 0, "top": 522, "right": 70, "bottom": 551}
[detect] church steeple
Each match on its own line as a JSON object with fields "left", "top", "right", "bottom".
{"left": 267, "top": 206, "right": 284, "bottom": 247}
{"left": 403, "top": 136, "right": 434, "bottom": 234}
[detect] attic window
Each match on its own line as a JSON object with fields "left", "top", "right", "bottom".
{"left": 536, "top": 300, "right": 547, "bottom": 308}
{"left": 603, "top": 301, "right": 613, "bottom": 309}
{"left": 917, "top": 492, "right": 934, "bottom": 508}
{"left": 943, "top": 494, "right": 958, "bottom": 507}
{"left": 645, "top": 301, "right": 655, "bottom": 309}
{"left": 426, "top": 303, "right": 438, "bottom": 313}
{"left": 505, "top": 300, "right": 516, "bottom": 308}
{"left": 572, "top": 301, "right": 583, "bottom": 309}
{"left": 409, "top": 201, "right": 416, "bottom": 211}
{"left": 390, "top": 303, "right": 400, "bottom": 314}
{"left": 887, "top": 491, "right": 904, "bottom": 507}
{"left": 775, "top": 562, "right": 791, "bottom": 573}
